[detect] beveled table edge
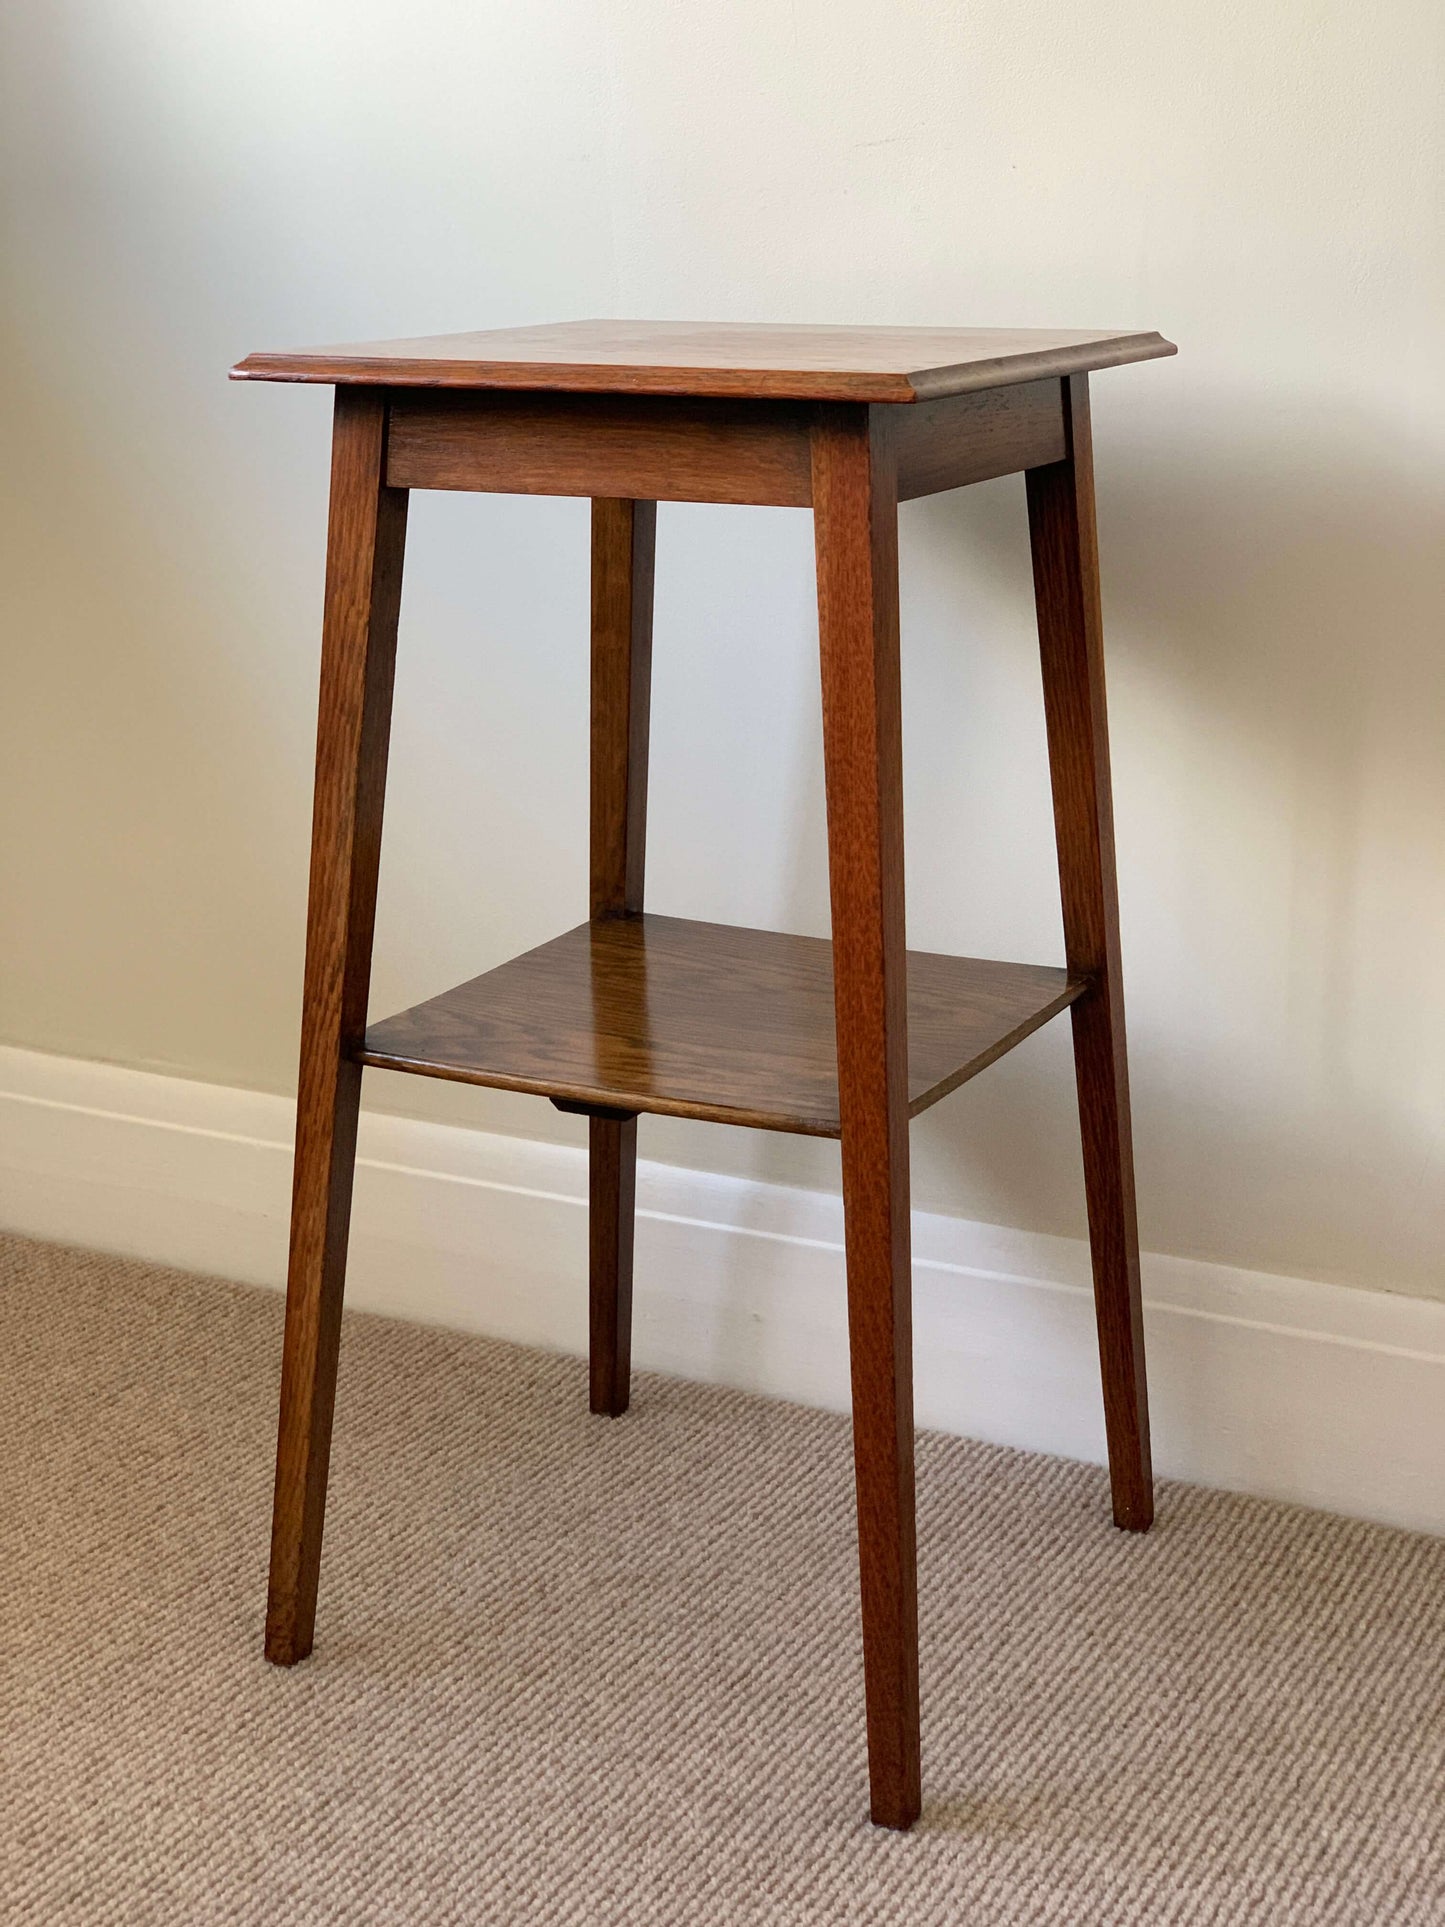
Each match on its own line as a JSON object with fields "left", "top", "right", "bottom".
{"left": 228, "top": 330, "right": 1176, "bottom": 402}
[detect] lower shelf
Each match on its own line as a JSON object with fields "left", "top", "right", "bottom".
{"left": 361, "top": 913, "right": 1084, "bottom": 1137}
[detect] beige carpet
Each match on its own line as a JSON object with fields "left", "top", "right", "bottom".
{"left": 1, "top": 1232, "right": 1442, "bottom": 1925}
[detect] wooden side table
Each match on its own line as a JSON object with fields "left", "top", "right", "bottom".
{"left": 233, "top": 319, "right": 1176, "bottom": 1830}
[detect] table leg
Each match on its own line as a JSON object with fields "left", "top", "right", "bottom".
{"left": 588, "top": 497, "right": 655, "bottom": 1416}
{"left": 1026, "top": 374, "right": 1153, "bottom": 1531}
{"left": 265, "top": 388, "right": 408, "bottom": 1663}
{"left": 812, "top": 405, "right": 920, "bottom": 1830}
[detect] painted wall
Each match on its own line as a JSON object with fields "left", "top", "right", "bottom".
{"left": 1, "top": 0, "right": 1442, "bottom": 1298}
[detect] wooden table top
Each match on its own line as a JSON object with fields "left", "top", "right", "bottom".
{"left": 231, "top": 318, "right": 1175, "bottom": 403}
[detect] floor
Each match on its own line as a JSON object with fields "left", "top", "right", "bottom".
{"left": 1, "top": 1230, "right": 1441, "bottom": 1925}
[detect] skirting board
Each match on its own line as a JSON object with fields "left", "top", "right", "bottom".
{"left": 1, "top": 1043, "right": 1441, "bottom": 1536}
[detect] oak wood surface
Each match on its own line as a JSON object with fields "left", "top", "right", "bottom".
{"left": 588, "top": 1112, "right": 637, "bottom": 1417}
{"left": 386, "top": 391, "right": 812, "bottom": 506}
{"left": 811, "top": 404, "right": 918, "bottom": 1828}
{"left": 265, "top": 389, "right": 407, "bottom": 1665}
{"left": 231, "top": 318, "right": 1176, "bottom": 402}
{"left": 590, "top": 498, "right": 655, "bottom": 922}
{"left": 890, "top": 380, "right": 1065, "bottom": 500}
{"left": 359, "top": 913, "right": 1082, "bottom": 1138}
{"left": 587, "top": 497, "right": 655, "bottom": 1417}
{"left": 384, "top": 381, "right": 1067, "bottom": 506}
{"left": 1026, "top": 375, "right": 1154, "bottom": 1532}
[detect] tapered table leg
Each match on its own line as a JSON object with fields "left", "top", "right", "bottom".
{"left": 587, "top": 497, "right": 656, "bottom": 1416}
{"left": 265, "top": 388, "right": 408, "bottom": 1663}
{"left": 812, "top": 406, "right": 920, "bottom": 1830}
{"left": 588, "top": 1110, "right": 638, "bottom": 1414}
{"left": 1026, "top": 374, "right": 1153, "bottom": 1531}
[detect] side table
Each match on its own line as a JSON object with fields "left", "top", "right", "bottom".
{"left": 232, "top": 318, "right": 1176, "bottom": 1829}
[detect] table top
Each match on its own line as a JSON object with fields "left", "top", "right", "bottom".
{"left": 230, "top": 318, "right": 1175, "bottom": 403}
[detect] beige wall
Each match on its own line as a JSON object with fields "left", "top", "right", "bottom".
{"left": 1, "top": 0, "right": 1442, "bottom": 1298}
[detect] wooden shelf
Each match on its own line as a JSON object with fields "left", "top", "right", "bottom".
{"left": 360, "top": 914, "right": 1084, "bottom": 1137}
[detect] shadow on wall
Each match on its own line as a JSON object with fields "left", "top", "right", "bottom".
{"left": 899, "top": 390, "right": 1445, "bottom": 1300}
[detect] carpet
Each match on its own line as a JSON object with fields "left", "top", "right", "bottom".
{"left": 1, "top": 1231, "right": 1441, "bottom": 1924}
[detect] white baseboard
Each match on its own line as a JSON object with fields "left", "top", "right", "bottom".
{"left": 1, "top": 1043, "right": 1441, "bottom": 1535}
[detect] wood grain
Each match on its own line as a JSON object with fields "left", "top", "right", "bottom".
{"left": 590, "top": 499, "right": 655, "bottom": 921}
{"left": 359, "top": 914, "right": 1081, "bottom": 1137}
{"left": 811, "top": 404, "right": 919, "bottom": 1829}
{"left": 587, "top": 497, "right": 655, "bottom": 1417}
{"left": 588, "top": 1111, "right": 637, "bottom": 1418}
{"left": 386, "top": 391, "right": 812, "bottom": 506}
{"left": 890, "top": 380, "right": 1065, "bottom": 500}
{"left": 1026, "top": 374, "right": 1154, "bottom": 1533}
{"left": 266, "top": 388, "right": 407, "bottom": 1665}
{"left": 230, "top": 318, "right": 1177, "bottom": 402}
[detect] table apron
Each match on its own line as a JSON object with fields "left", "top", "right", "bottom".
{"left": 382, "top": 381, "right": 1066, "bottom": 506}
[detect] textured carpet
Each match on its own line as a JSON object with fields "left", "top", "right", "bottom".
{"left": 1, "top": 1232, "right": 1442, "bottom": 1925}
